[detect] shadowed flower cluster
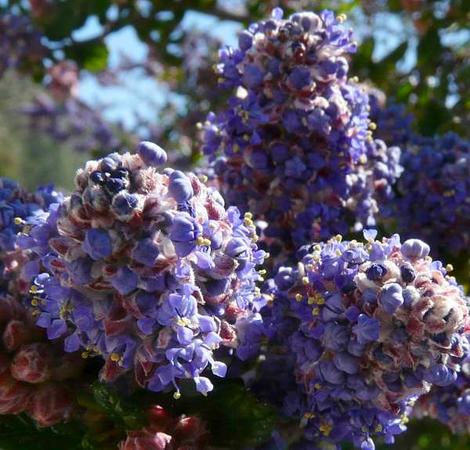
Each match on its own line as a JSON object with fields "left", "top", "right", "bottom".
{"left": 263, "top": 231, "right": 469, "bottom": 449}
{"left": 200, "top": 8, "right": 402, "bottom": 257}
{"left": 24, "top": 142, "right": 267, "bottom": 396}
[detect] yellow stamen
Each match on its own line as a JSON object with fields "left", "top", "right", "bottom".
{"left": 295, "top": 293, "right": 303, "bottom": 302}
{"left": 110, "top": 353, "right": 121, "bottom": 362}
{"left": 173, "top": 391, "right": 181, "bottom": 400}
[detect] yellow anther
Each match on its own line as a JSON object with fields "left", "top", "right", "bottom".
{"left": 196, "top": 122, "right": 203, "bottom": 130}
{"left": 295, "top": 293, "right": 303, "bottom": 302}
{"left": 314, "top": 383, "right": 322, "bottom": 389}
{"left": 369, "top": 122, "right": 377, "bottom": 130}
{"left": 312, "top": 307, "right": 320, "bottom": 316}
{"left": 359, "top": 154, "right": 368, "bottom": 164}
{"left": 173, "top": 391, "right": 181, "bottom": 400}
{"left": 258, "top": 269, "right": 267, "bottom": 276}
{"left": 199, "top": 175, "right": 208, "bottom": 183}
{"left": 375, "top": 424, "right": 383, "bottom": 433}
{"left": 244, "top": 217, "right": 254, "bottom": 227}
{"left": 110, "top": 353, "right": 121, "bottom": 362}
{"left": 14, "top": 217, "right": 24, "bottom": 225}
{"left": 337, "top": 13, "right": 347, "bottom": 22}
{"left": 334, "top": 234, "right": 343, "bottom": 242}
{"left": 443, "top": 190, "right": 454, "bottom": 197}
{"left": 446, "top": 264, "right": 454, "bottom": 272}
{"left": 317, "top": 297, "right": 325, "bottom": 305}
{"left": 196, "top": 236, "right": 211, "bottom": 246}
{"left": 233, "top": 144, "right": 239, "bottom": 153}
{"left": 313, "top": 244, "right": 321, "bottom": 252}
{"left": 303, "top": 412, "right": 315, "bottom": 420}
{"left": 350, "top": 76, "right": 358, "bottom": 83}
{"left": 81, "top": 352, "right": 89, "bottom": 359}
{"left": 319, "top": 423, "right": 332, "bottom": 436}
{"left": 244, "top": 212, "right": 253, "bottom": 220}
{"left": 335, "top": 249, "right": 342, "bottom": 256}
{"left": 308, "top": 296, "right": 315, "bottom": 305}
{"left": 302, "top": 276, "right": 309, "bottom": 285}
{"left": 31, "top": 299, "right": 39, "bottom": 307}
{"left": 29, "top": 285, "right": 38, "bottom": 294}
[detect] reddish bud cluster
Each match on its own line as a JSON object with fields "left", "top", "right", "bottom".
{"left": 0, "top": 294, "right": 83, "bottom": 426}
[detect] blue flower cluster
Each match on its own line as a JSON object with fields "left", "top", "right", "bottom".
{"left": 264, "top": 231, "right": 469, "bottom": 449}
{"left": 0, "top": 14, "right": 46, "bottom": 78}
{"left": 396, "top": 133, "right": 469, "bottom": 257}
{"left": 23, "top": 142, "right": 267, "bottom": 396}
{"left": 200, "top": 8, "right": 402, "bottom": 256}
{"left": 413, "top": 338, "right": 470, "bottom": 435}
{"left": 0, "top": 178, "right": 62, "bottom": 292}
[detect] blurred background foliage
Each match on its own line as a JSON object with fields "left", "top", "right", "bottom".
{"left": 0, "top": 1, "right": 469, "bottom": 448}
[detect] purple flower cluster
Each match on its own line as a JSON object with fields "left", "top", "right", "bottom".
{"left": 0, "top": 178, "right": 62, "bottom": 293}
{"left": 413, "top": 343, "right": 470, "bottom": 435}
{"left": 264, "top": 231, "right": 469, "bottom": 449}
{"left": 23, "top": 142, "right": 266, "bottom": 396}
{"left": 396, "top": 132, "right": 469, "bottom": 257}
{"left": 200, "top": 8, "right": 402, "bottom": 256}
{"left": 0, "top": 14, "right": 46, "bottom": 78}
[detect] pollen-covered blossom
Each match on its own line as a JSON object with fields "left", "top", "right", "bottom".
{"left": 200, "top": 8, "right": 402, "bottom": 256}
{"left": 25, "top": 142, "right": 267, "bottom": 396}
{"left": 264, "top": 232, "right": 469, "bottom": 449}
{"left": 413, "top": 340, "right": 470, "bottom": 435}
{"left": 396, "top": 133, "right": 470, "bottom": 257}
{"left": 0, "top": 13, "right": 46, "bottom": 78}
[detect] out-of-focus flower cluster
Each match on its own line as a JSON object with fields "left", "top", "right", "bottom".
{"left": 23, "top": 142, "right": 266, "bottom": 396}
{"left": 200, "top": 8, "right": 402, "bottom": 256}
{"left": 118, "top": 404, "right": 207, "bottom": 450}
{"left": 0, "top": 13, "right": 46, "bottom": 78}
{"left": 396, "top": 133, "right": 469, "bottom": 258}
{"left": 263, "top": 232, "right": 469, "bottom": 449}
{"left": 22, "top": 94, "right": 123, "bottom": 155}
{"left": 413, "top": 346, "right": 470, "bottom": 435}
{"left": 367, "top": 88, "right": 469, "bottom": 258}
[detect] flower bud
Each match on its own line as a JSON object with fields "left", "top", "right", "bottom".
{"left": 27, "top": 383, "right": 74, "bottom": 427}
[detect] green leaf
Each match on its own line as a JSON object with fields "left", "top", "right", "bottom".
{"left": 65, "top": 41, "right": 109, "bottom": 72}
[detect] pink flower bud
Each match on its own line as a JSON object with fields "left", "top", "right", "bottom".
{"left": 10, "top": 343, "right": 52, "bottom": 384}
{"left": 2, "top": 319, "right": 35, "bottom": 352}
{"left": 0, "top": 372, "right": 32, "bottom": 414}
{"left": 119, "top": 429, "right": 172, "bottom": 450}
{"left": 27, "top": 383, "right": 74, "bottom": 427}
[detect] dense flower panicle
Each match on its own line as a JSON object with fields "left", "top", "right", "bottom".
{"left": 0, "top": 293, "right": 82, "bottom": 425}
{"left": 413, "top": 343, "right": 470, "bottom": 435}
{"left": 25, "top": 142, "right": 267, "bottom": 396}
{"left": 0, "top": 178, "right": 62, "bottom": 293}
{"left": 118, "top": 404, "right": 207, "bottom": 450}
{"left": 200, "top": 8, "right": 402, "bottom": 256}
{"left": 0, "top": 14, "right": 46, "bottom": 78}
{"left": 396, "top": 132, "right": 470, "bottom": 257}
{"left": 264, "top": 232, "right": 469, "bottom": 449}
